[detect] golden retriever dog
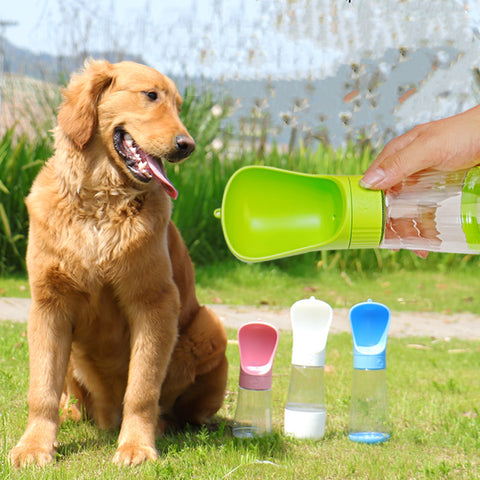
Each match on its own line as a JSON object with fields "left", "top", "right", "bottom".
{"left": 9, "top": 60, "right": 228, "bottom": 467}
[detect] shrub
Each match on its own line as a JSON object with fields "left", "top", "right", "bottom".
{"left": 0, "top": 129, "right": 52, "bottom": 274}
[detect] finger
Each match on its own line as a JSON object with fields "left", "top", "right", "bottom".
{"left": 361, "top": 131, "right": 442, "bottom": 190}
{"left": 377, "top": 125, "right": 424, "bottom": 163}
{"left": 360, "top": 127, "right": 424, "bottom": 189}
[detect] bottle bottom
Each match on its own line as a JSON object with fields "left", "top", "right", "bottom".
{"left": 232, "top": 425, "right": 263, "bottom": 439}
{"left": 349, "top": 431, "right": 391, "bottom": 444}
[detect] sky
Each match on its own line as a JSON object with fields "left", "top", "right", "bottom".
{"left": 1, "top": 0, "right": 480, "bottom": 81}
{"left": 2, "top": 0, "right": 480, "bottom": 146}
{"left": 0, "top": 0, "right": 193, "bottom": 54}
{"left": 0, "top": 0, "right": 289, "bottom": 78}
{"left": 1, "top": 0, "right": 349, "bottom": 79}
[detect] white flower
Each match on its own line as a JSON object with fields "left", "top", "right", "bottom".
{"left": 211, "top": 104, "right": 223, "bottom": 118}
{"left": 210, "top": 138, "right": 223, "bottom": 151}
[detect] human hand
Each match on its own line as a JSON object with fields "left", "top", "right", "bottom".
{"left": 360, "top": 104, "right": 480, "bottom": 191}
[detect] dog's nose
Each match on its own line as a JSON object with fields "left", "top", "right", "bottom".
{"left": 175, "top": 135, "right": 195, "bottom": 157}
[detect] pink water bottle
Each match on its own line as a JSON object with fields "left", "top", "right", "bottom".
{"left": 232, "top": 322, "right": 279, "bottom": 438}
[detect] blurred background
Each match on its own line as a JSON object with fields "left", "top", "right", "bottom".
{"left": 2, "top": 0, "right": 480, "bottom": 145}
{"left": 1, "top": 0, "right": 480, "bottom": 273}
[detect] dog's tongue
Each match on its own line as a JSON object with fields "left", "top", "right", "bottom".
{"left": 146, "top": 157, "right": 178, "bottom": 200}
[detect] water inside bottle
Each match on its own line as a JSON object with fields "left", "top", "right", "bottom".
{"left": 285, "top": 402, "right": 325, "bottom": 413}
{"left": 284, "top": 403, "right": 327, "bottom": 439}
{"left": 381, "top": 169, "right": 480, "bottom": 254}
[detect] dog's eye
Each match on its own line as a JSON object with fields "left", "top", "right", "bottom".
{"left": 144, "top": 91, "right": 158, "bottom": 101}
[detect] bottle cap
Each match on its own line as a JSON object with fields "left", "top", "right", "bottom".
{"left": 290, "top": 296, "right": 332, "bottom": 366}
{"left": 349, "top": 299, "right": 390, "bottom": 370}
{"left": 238, "top": 322, "right": 279, "bottom": 390}
{"left": 348, "top": 176, "right": 385, "bottom": 248}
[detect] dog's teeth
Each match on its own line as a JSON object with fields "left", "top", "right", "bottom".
{"left": 138, "top": 161, "right": 152, "bottom": 177}
{"left": 124, "top": 133, "right": 134, "bottom": 149}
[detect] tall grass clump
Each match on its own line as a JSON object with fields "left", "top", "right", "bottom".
{"left": 172, "top": 87, "right": 245, "bottom": 263}
{"left": 0, "top": 129, "right": 52, "bottom": 275}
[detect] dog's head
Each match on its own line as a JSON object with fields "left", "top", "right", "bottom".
{"left": 58, "top": 60, "right": 195, "bottom": 199}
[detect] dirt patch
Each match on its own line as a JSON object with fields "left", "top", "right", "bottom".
{"left": 211, "top": 304, "right": 480, "bottom": 340}
{"left": 2, "top": 298, "right": 479, "bottom": 340}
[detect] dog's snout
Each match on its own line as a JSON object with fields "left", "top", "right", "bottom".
{"left": 175, "top": 135, "right": 195, "bottom": 157}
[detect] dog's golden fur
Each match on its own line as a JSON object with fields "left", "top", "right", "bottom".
{"left": 9, "top": 60, "right": 228, "bottom": 467}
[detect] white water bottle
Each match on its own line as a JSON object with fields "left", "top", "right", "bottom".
{"left": 284, "top": 297, "right": 333, "bottom": 440}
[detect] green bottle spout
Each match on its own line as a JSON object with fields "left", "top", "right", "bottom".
{"left": 216, "top": 166, "right": 384, "bottom": 263}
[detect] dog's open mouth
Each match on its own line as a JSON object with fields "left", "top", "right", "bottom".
{"left": 113, "top": 128, "right": 178, "bottom": 199}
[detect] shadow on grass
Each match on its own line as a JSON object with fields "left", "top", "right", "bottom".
{"left": 55, "top": 415, "right": 292, "bottom": 464}
{"left": 56, "top": 421, "right": 118, "bottom": 461}
{"left": 157, "top": 417, "right": 290, "bottom": 458}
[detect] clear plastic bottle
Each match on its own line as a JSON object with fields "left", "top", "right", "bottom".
{"left": 284, "top": 297, "right": 332, "bottom": 440}
{"left": 233, "top": 387, "right": 272, "bottom": 438}
{"left": 349, "top": 300, "right": 391, "bottom": 444}
{"left": 284, "top": 365, "right": 327, "bottom": 439}
{"left": 381, "top": 168, "right": 480, "bottom": 254}
{"left": 349, "top": 369, "right": 390, "bottom": 443}
{"left": 232, "top": 322, "right": 279, "bottom": 439}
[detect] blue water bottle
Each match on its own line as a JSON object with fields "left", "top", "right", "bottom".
{"left": 349, "top": 299, "right": 391, "bottom": 444}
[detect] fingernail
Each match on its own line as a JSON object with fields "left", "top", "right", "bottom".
{"left": 360, "top": 168, "right": 386, "bottom": 189}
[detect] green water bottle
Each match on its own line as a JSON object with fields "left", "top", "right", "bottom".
{"left": 215, "top": 166, "right": 480, "bottom": 262}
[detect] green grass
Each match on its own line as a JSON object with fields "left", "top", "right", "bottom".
{"left": 4, "top": 260, "right": 480, "bottom": 314}
{"left": 0, "top": 276, "right": 30, "bottom": 298}
{"left": 0, "top": 322, "right": 479, "bottom": 479}
{"left": 196, "top": 261, "right": 480, "bottom": 314}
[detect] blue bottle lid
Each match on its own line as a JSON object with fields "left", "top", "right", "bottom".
{"left": 349, "top": 299, "right": 391, "bottom": 370}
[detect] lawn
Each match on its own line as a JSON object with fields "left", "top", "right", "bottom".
{"left": 0, "top": 319, "right": 479, "bottom": 479}
{"left": 4, "top": 261, "right": 480, "bottom": 314}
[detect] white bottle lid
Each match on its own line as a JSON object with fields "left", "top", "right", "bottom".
{"left": 290, "top": 296, "right": 333, "bottom": 367}
{"left": 284, "top": 407, "right": 326, "bottom": 440}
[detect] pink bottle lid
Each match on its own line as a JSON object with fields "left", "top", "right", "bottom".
{"left": 238, "top": 322, "right": 279, "bottom": 391}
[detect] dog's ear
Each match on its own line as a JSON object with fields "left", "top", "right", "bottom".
{"left": 58, "top": 59, "right": 115, "bottom": 149}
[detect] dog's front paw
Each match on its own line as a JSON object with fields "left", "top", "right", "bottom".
{"left": 9, "top": 442, "right": 57, "bottom": 468}
{"left": 113, "top": 443, "right": 158, "bottom": 466}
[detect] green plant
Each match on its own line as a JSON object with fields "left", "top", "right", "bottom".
{"left": 0, "top": 129, "right": 52, "bottom": 274}
{"left": 171, "top": 87, "right": 244, "bottom": 263}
